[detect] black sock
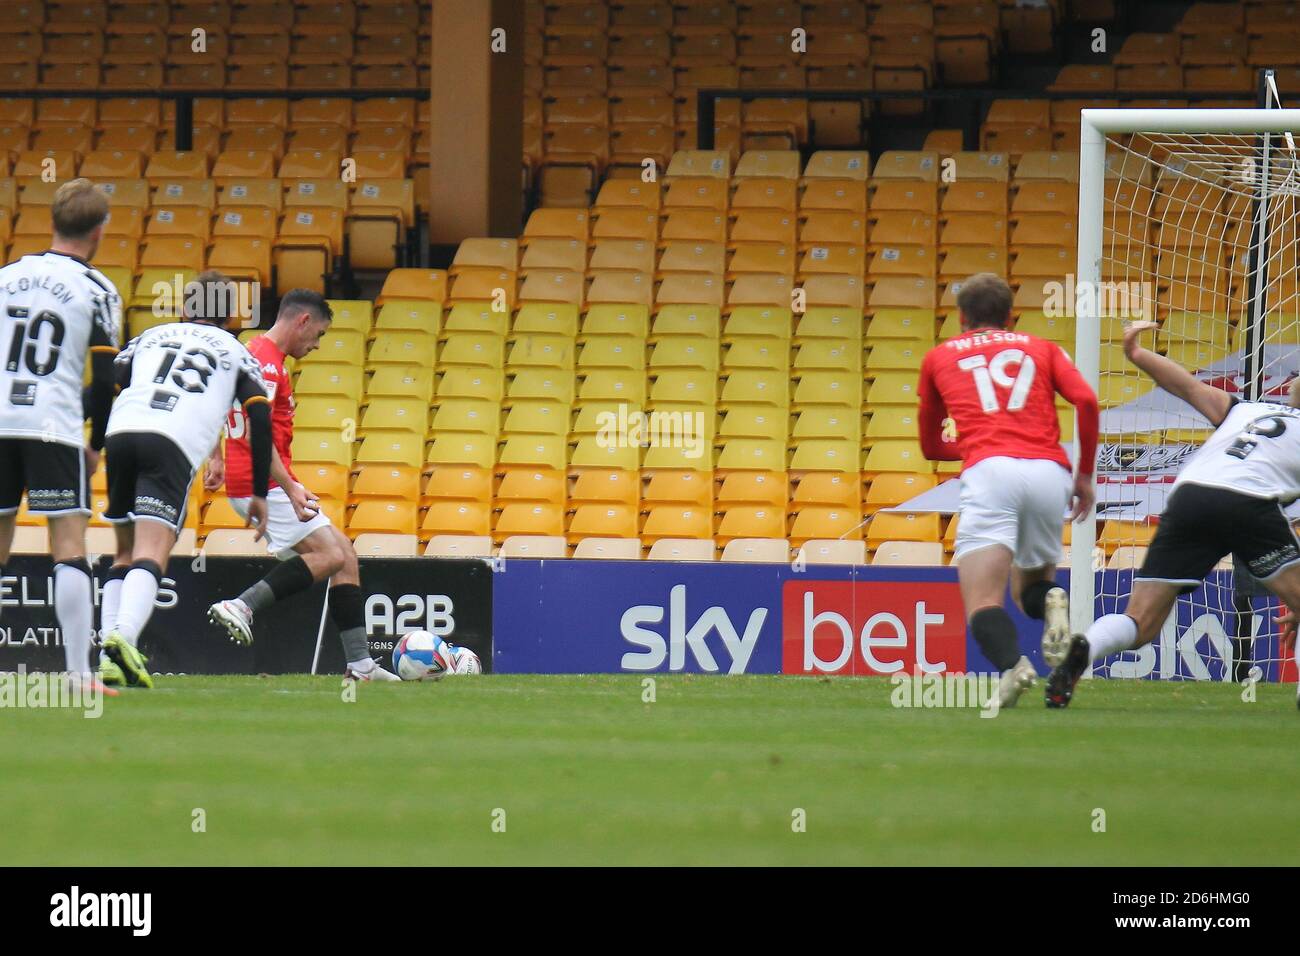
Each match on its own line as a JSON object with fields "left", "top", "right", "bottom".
{"left": 1020, "top": 580, "right": 1058, "bottom": 620}
{"left": 239, "top": 555, "right": 315, "bottom": 613}
{"left": 328, "top": 583, "right": 370, "bottom": 662}
{"left": 970, "top": 606, "right": 1021, "bottom": 671}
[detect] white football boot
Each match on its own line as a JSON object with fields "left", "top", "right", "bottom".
{"left": 1041, "top": 586, "right": 1071, "bottom": 668}
{"left": 208, "top": 599, "right": 254, "bottom": 646}
{"left": 995, "top": 655, "right": 1037, "bottom": 710}
{"left": 345, "top": 659, "right": 402, "bottom": 682}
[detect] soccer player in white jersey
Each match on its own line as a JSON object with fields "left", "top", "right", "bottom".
{"left": 0, "top": 179, "right": 121, "bottom": 690}
{"left": 96, "top": 271, "right": 272, "bottom": 688}
{"left": 1047, "top": 321, "right": 1300, "bottom": 709}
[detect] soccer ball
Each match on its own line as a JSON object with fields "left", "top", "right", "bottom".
{"left": 391, "top": 631, "right": 454, "bottom": 682}
{"left": 450, "top": 645, "right": 482, "bottom": 675}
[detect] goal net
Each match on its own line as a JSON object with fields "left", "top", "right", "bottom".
{"left": 1074, "top": 104, "right": 1300, "bottom": 684}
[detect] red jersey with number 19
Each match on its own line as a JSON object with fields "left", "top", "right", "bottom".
{"left": 224, "top": 334, "right": 297, "bottom": 498}
{"left": 917, "top": 329, "right": 1099, "bottom": 475}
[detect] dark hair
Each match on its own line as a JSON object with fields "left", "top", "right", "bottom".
{"left": 956, "top": 272, "right": 1013, "bottom": 329}
{"left": 184, "top": 269, "right": 235, "bottom": 324}
{"left": 276, "top": 288, "right": 333, "bottom": 325}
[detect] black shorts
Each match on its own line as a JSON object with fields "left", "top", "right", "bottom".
{"left": 0, "top": 438, "right": 90, "bottom": 515}
{"left": 104, "top": 431, "right": 196, "bottom": 534}
{"left": 1137, "top": 483, "right": 1300, "bottom": 592}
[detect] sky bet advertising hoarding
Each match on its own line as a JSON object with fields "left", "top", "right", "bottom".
{"left": 492, "top": 562, "right": 1298, "bottom": 682}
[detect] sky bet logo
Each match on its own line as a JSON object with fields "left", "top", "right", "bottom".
{"left": 781, "top": 581, "right": 966, "bottom": 675}
{"left": 620, "top": 584, "right": 767, "bottom": 673}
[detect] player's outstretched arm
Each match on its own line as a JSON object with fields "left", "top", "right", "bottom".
{"left": 1123, "top": 321, "right": 1233, "bottom": 426}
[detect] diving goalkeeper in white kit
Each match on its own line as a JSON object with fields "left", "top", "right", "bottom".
{"left": 1047, "top": 321, "right": 1300, "bottom": 709}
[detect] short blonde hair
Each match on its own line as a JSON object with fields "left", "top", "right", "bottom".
{"left": 51, "top": 178, "right": 109, "bottom": 240}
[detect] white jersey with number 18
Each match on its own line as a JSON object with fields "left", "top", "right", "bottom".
{"left": 0, "top": 251, "right": 121, "bottom": 446}
{"left": 107, "top": 321, "right": 267, "bottom": 471}
{"left": 1174, "top": 399, "right": 1300, "bottom": 503}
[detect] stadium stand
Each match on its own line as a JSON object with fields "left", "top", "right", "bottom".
{"left": 2, "top": 0, "right": 1250, "bottom": 563}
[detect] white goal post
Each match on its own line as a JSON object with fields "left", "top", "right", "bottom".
{"left": 1073, "top": 107, "right": 1300, "bottom": 679}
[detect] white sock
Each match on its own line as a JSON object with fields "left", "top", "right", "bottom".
{"left": 54, "top": 562, "right": 94, "bottom": 676}
{"left": 115, "top": 567, "right": 160, "bottom": 646}
{"left": 101, "top": 573, "right": 124, "bottom": 635}
{"left": 1085, "top": 613, "right": 1139, "bottom": 661}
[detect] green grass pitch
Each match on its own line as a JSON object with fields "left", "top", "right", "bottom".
{"left": 5, "top": 674, "right": 1297, "bottom": 866}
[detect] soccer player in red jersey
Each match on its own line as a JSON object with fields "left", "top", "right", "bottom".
{"left": 917, "top": 273, "right": 1100, "bottom": 707}
{"left": 204, "top": 290, "right": 398, "bottom": 681}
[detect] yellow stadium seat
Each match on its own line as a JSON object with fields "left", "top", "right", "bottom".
{"left": 789, "top": 439, "right": 860, "bottom": 473}
{"left": 572, "top": 537, "right": 642, "bottom": 559}
{"left": 1098, "top": 519, "right": 1157, "bottom": 555}
{"left": 424, "top": 466, "right": 493, "bottom": 506}
{"left": 790, "top": 505, "right": 863, "bottom": 544}
{"left": 496, "top": 468, "right": 566, "bottom": 507}
{"left": 494, "top": 503, "right": 565, "bottom": 542}
{"left": 138, "top": 234, "right": 206, "bottom": 274}
{"left": 649, "top": 337, "right": 719, "bottom": 373}
{"left": 348, "top": 500, "right": 418, "bottom": 536}
{"left": 716, "top": 505, "right": 785, "bottom": 544}
{"left": 423, "top": 501, "right": 492, "bottom": 537}
{"left": 369, "top": 365, "right": 436, "bottom": 402}
{"left": 294, "top": 396, "right": 358, "bottom": 433}
{"left": 578, "top": 369, "right": 647, "bottom": 405}
{"left": 424, "top": 534, "right": 493, "bottom": 557}
{"left": 356, "top": 433, "right": 424, "bottom": 469}
{"left": 377, "top": 268, "right": 448, "bottom": 305}
{"left": 793, "top": 471, "right": 860, "bottom": 508}
{"left": 865, "top": 406, "right": 920, "bottom": 442}
{"left": 867, "top": 371, "right": 921, "bottom": 405}
{"left": 498, "top": 434, "right": 567, "bottom": 471}
{"left": 866, "top": 511, "right": 942, "bottom": 549}
{"left": 219, "top": 178, "right": 284, "bottom": 212}
{"left": 719, "top": 538, "right": 791, "bottom": 562}
{"left": 569, "top": 469, "right": 639, "bottom": 508}
{"left": 432, "top": 397, "right": 499, "bottom": 437}
{"left": 507, "top": 332, "right": 575, "bottom": 371}
{"left": 299, "top": 463, "right": 352, "bottom": 503}
{"left": 368, "top": 330, "right": 436, "bottom": 367}
{"left": 872, "top": 540, "right": 946, "bottom": 565}
{"left": 502, "top": 399, "right": 568, "bottom": 437}
{"left": 434, "top": 364, "right": 499, "bottom": 403}
{"left": 724, "top": 338, "right": 789, "bottom": 371}
{"left": 791, "top": 369, "right": 860, "bottom": 409}
{"left": 427, "top": 434, "right": 497, "bottom": 470}
{"left": 643, "top": 469, "right": 713, "bottom": 508}
{"left": 641, "top": 506, "right": 713, "bottom": 545}
{"left": 292, "top": 429, "right": 353, "bottom": 467}
{"left": 359, "top": 397, "right": 428, "bottom": 436}
{"left": 864, "top": 472, "right": 938, "bottom": 515}
{"left": 569, "top": 437, "right": 640, "bottom": 471}
{"left": 863, "top": 440, "right": 932, "bottom": 476}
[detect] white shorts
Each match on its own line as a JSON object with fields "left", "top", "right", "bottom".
{"left": 954, "top": 456, "right": 1072, "bottom": 568}
{"left": 229, "top": 486, "right": 333, "bottom": 558}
